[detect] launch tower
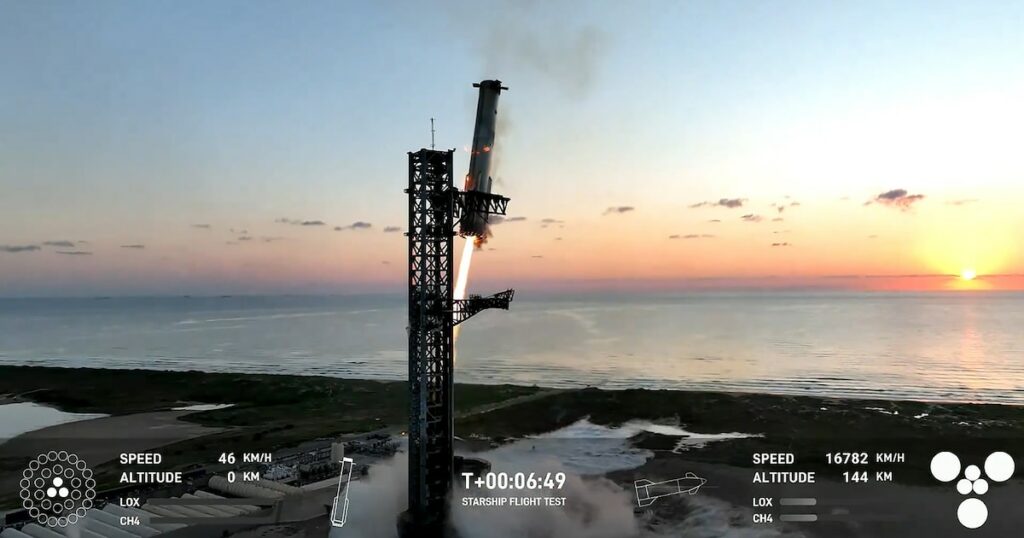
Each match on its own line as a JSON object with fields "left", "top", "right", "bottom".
{"left": 400, "top": 81, "right": 513, "bottom": 536}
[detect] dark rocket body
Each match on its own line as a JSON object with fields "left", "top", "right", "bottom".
{"left": 459, "top": 80, "right": 507, "bottom": 238}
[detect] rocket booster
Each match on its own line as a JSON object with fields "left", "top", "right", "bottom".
{"left": 634, "top": 473, "right": 707, "bottom": 507}
{"left": 459, "top": 80, "right": 508, "bottom": 238}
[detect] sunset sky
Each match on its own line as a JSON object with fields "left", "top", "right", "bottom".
{"left": 2, "top": 1, "right": 1023, "bottom": 296}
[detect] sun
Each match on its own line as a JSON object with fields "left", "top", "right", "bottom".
{"left": 960, "top": 268, "right": 977, "bottom": 281}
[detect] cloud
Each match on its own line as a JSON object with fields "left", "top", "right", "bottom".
{"left": 334, "top": 221, "right": 373, "bottom": 231}
{"left": 490, "top": 216, "right": 527, "bottom": 225}
{"left": 238, "top": 236, "right": 253, "bottom": 241}
{"left": 1, "top": 244, "right": 40, "bottom": 253}
{"left": 454, "top": 3, "right": 609, "bottom": 100}
{"left": 230, "top": 228, "right": 249, "bottom": 235}
{"left": 741, "top": 214, "right": 763, "bottom": 223}
{"left": 260, "top": 236, "right": 285, "bottom": 243}
{"left": 43, "top": 240, "right": 75, "bottom": 248}
{"left": 771, "top": 217, "right": 784, "bottom": 222}
{"left": 772, "top": 242, "right": 791, "bottom": 247}
{"left": 539, "top": 218, "right": 565, "bottom": 228}
{"left": 531, "top": 255, "right": 544, "bottom": 258}
{"left": 690, "top": 198, "right": 746, "bottom": 209}
{"left": 708, "top": 219, "right": 721, "bottom": 223}
{"left": 191, "top": 224, "right": 211, "bottom": 229}
{"left": 383, "top": 226, "right": 402, "bottom": 233}
{"left": 120, "top": 244, "right": 145, "bottom": 249}
{"left": 771, "top": 201, "right": 801, "bottom": 213}
{"left": 947, "top": 199, "right": 978, "bottom": 206}
{"left": 869, "top": 189, "right": 925, "bottom": 211}
{"left": 669, "top": 234, "right": 715, "bottom": 239}
{"left": 602, "top": 206, "right": 634, "bottom": 215}
{"left": 276, "top": 218, "right": 326, "bottom": 226}
{"left": 56, "top": 251, "right": 92, "bottom": 255}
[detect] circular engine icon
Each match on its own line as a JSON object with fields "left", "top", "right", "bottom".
{"left": 19, "top": 451, "right": 96, "bottom": 527}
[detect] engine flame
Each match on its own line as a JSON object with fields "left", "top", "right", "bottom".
{"left": 454, "top": 237, "right": 474, "bottom": 302}
{"left": 453, "top": 238, "right": 475, "bottom": 354}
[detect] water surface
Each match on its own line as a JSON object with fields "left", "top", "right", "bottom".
{"left": 1, "top": 292, "right": 1022, "bottom": 405}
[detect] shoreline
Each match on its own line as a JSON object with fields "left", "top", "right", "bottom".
{"left": 2, "top": 365, "right": 1023, "bottom": 512}
{"left": 1, "top": 362, "right": 1020, "bottom": 409}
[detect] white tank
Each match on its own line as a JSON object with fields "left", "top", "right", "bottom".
{"left": 86, "top": 508, "right": 160, "bottom": 537}
{"left": 207, "top": 476, "right": 283, "bottom": 499}
{"left": 254, "top": 479, "right": 302, "bottom": 495}
{"left": 138, "top": 504, "right": 184, "bottom": 521}
{"left": 103, "top": 504, "right": 184, "bottom": 531}
{"left": 82, "top": 517, "right": 143, "bottom": 538}
{"left": 177, "top": 495, "right": 236, "bottom": 517}
{"left": 19, "top": 525, "right": 65, "bottom": 538}
{"left": 192, "top": 490, "right": 257, "bottom": 513}
{"left": 142, "top": 503, "right": 209, "bottom": 519}
{"left": 1, "top": 528, "right": 35, "bottom": 538}
{"left": 52, "top": 526, "right": 104, "bottom": 538}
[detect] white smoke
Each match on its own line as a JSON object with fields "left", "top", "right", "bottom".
{"left": 444, "top": 0, "right": 609, "bottom": 99}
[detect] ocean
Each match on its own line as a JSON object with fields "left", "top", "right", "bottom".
{"left": 1, "top": 292, "right": 1022, "bottom": 405}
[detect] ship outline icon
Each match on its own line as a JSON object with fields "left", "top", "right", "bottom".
{"left": 634, "top": 472, "right": 708, "bottom": 507}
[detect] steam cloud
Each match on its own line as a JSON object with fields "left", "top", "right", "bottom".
{"left": 43, "top": 240, "right": 75, "bottom": 247}
{"left": 603, "top": 206, "right": 635, "bottom": 215}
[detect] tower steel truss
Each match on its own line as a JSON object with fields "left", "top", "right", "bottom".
{"left": 405, "top": 148, "right": 456, "bottom": 534}
{"left": 403, "top": 148, "right": 511, "bottom": 536}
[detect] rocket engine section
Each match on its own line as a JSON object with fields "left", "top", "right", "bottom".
{"left": 459, "top": 79, "right": 508, "bottom": 238}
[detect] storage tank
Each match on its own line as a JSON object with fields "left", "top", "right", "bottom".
{"left": 178, "top": 494, "right": 237, "bottom": 517}
{"left": 19, "top": 525, "right": 65, "bottom": 538}
{"left": 86, "top": 508, "right": 159, "bottom": 537}
{"left": 82, "top": 517, "right": 142, "bottom": 538}
{"left": 193, "top": 490, "right": 258, "bottom": 513}
{"left": 103, "top": 504, "right": 184, "bottom": 532}
{"left": 208, "top": 476, "right": 283, "bottom": 499}
{"left": 0, "top": 528, "right": 35, "bottom": 538}
{"left": 254, "top": 479, "right": 302, "bottom": 495}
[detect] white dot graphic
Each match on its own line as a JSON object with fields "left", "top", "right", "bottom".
{"left": 53, "top": 477, "right": 63, "bottom": 488}
{"left": 965, "top": 465, "right": 981, "bottom": 481}
{"left": 973, "top": 479, "right": 989, "bottom": 495}
{"left": 46, "top": 487, "right": 57, "bottom": 498}
{"left": 956, "top": 479, "right": 972, "bottom": 495}
{"left": 984, "top": 452, "right": 1015, "bottom": 482}
{"left": 930, "top": 452, "right": 961, "bottom": 482}
{"left": 958, "top": 498, "right": 988, "bottom": 529}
